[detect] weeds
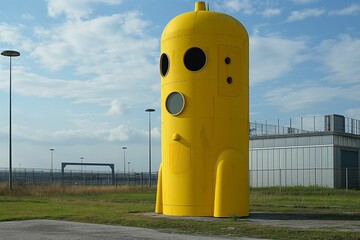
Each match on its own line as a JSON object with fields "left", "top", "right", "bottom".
{"left": 0, "top": 184, "right": 155, "bottom": 196}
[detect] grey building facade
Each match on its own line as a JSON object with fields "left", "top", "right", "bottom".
{"left": 249, "top": 114, "right": 360, "bottom": 189}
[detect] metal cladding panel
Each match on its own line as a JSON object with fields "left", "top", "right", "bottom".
{"left": 249, "top": 134, "right": 336, "bottom": 188}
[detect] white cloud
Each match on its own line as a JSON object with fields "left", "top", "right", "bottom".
{"left": 151, "top": 127, "right": 160, "bottom": 139}
{"left": 0, "top": 23, "right": 33, "bottom": 51}
{"left": 316, "top": 35, "right": 360, "bottom": 84}
{"left": 121, "top": 11, "right": 150, "bottom": 36}
{"left": 32, "top": 12, "right": 155, "bottom": 72}
{"left": 329, "top": 4, "right": 360, "bottom": 16}
{"left": 264, "top": 81, "right": 360, "bottom": 112}
{"left": 108, "top": 125, "right": 129, "bottom": 142}
{"left": 265, "top": 84, "right": 341, "bottom": 111}
{"left": 261, "top": 8, "right": 282, "bottom": 17}
{"left": 21, "top": 13, "right": 35, "bottom": 21}
{"left": 47, "top": 0, "right": 122, "bottom": 20}
{"left": 3, "top": 10, "right": 159, "bottom": 107}
{"left": 250, "top": 34, "right": 307, "bottom": 84}
{"left": 215, "top": 0, "right": 255, "bottom": 14}
{"left": 10, "top": 123, "right": 141, "bottom": 144}
{"left": 107, "top": 100, "right": 129, "bottom": 116}
{"left": 292, "top": 0, "right": 318, "bottom": 4}
{"left": 287, "top": 8, "right": 325, "bottom": 22}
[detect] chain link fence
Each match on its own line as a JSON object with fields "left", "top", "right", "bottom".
{"left": 0, "top": 168, "right": 158, "bottom": 187}
{"left": 1, "top": 167, "right": 358, "bottom": 190}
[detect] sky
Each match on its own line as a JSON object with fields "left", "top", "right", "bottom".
{"left": 1, "top": 0, "right": 360, "bottom": 172}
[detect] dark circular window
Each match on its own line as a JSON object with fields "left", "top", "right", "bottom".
{"left": 184, "top": 47, "right": 206, "bottom": 71}
{"left": 160, "top": 53, "right": 169, "bottom": 76}
{"left": 227, "top": 77, "right": 233, "bottom": 84}
{"left": 166, "top": 92, "right": 185, "bottom": 115}
{"left": 225, "top": 57, "right": 231, "bottom": 64}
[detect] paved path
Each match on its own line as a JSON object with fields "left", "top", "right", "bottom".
{"left": 0, "top": 220, "right": 261, "bottom": 240}
{"left": 2, "top": 212, "right": 358, "bottom": 239}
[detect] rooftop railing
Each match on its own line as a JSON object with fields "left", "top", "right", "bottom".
{"left": 250, "top": 115, "right": 360, "bottom": 136}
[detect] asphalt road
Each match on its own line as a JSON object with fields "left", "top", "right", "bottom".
{"left": 0, "top": 220, "right": 261, "bottom": 240}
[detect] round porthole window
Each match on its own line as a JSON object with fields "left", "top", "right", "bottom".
{"left": 160, "top": 53, "right": 169, "bottom": 76}
{"left": 184, "top": 47, "right": 206, "bottom": 71}
{"left": 166, "top": 92, "right": 185, "bottom": 115}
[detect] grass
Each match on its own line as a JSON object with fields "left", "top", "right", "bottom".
{"left": 250, "top": 186, "right": 360, "bottom": 214}
{"left": 0, "top": 184, "right": 359, "bottom": 240}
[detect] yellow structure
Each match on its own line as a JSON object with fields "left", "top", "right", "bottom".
{"left": 156, "top": 1, "right": 249, "bottom": 217}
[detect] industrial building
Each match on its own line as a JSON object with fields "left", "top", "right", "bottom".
{"left": 249, "top": 114, "right": 360, "bottom": 189}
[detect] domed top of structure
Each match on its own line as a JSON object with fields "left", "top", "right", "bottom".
{"left": 161, "top": 1, "right": 248, "bottom": 41}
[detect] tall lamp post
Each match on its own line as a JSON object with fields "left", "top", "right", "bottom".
{"left": 1, "top": 50, "right": 20, "bottom": 191}
{"left": 50, "top": 148, "right": 55, "bottom": 181}
{"left": 122, "top": 146, "right": 127, "bottom": 178}
{"left": 128, "top": 161, "right": 131, "bottom": 184}
{"left": 145, "top": 108, "right": 155, "bottom": 187}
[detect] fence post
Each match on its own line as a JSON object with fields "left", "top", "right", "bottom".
{"left": 265, "top": 120, "right": 268, "bottom": 134}
{"left": 345, "top": 168, "right": 348, "bottom": 192}
{"left": 314, "top": 167, "right": 316, "bottom": 191}
{"left": 279, "top": 169, "right": 282, "bottom": 192}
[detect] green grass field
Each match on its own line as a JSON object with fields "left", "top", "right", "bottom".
{"left": 0, "top": 185, "right": 359, "bottom": 240}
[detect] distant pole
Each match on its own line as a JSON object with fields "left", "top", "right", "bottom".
{"left": 50, "top": 148, "right": 55, "bottom": 180}
{"left": 1, "top": 50, "right": 20, "bottom": 191}
{"left": 80, "top": 157, "right": 84, "bottom": 173}
{"left": 128, "top": 161, "right": 131, "bottom": 184}
{"left": 145, "top": 109, "right": 155, "bottom": 187}
{"left": 122, "top": 146, "right": 127, "bottom": 177}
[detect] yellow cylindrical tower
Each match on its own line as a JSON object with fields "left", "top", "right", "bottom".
{"left": 156, "top": 1, "right": 249, "bottom": 217}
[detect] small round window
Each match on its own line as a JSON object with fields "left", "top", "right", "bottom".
{"left": 166, "top": 92, "right": 185, "bottom": 115}
{"left": 160, "top": 53, "right": 169, "bottom": 76}
{"left": 184, "top": 47, "right": 206, "bottom": 71}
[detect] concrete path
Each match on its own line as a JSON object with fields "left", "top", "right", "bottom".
{"left": 0, "top": 220, "right": 261, "bottom": 240}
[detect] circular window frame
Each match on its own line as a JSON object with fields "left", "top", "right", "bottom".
{"left": 183, "top": 47, "right": 207, "bottom": 72}
{"left": 160, "top": 53, "right": 169, "bottom": 77}
{"left": 165, "top": 92, "right": 185, "bottom": 116}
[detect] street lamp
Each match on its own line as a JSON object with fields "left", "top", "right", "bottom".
{"left": 145, "top": 108, "right": 155, "bottom": 187}
{"left": 50, "top": 148, "right": 55, "bottom": 180}
{"left": 122, "top": 146, "right": 127, "bottom": 178}
{"left": 1, "top": 50, "right": 20, "bottom": 191}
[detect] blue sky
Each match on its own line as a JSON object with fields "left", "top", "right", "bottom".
{"left": 1, "top": 0, "right": 360, "bottom": 172}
